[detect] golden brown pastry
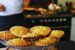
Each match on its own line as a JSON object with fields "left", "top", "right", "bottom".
{"left": 22, "top": 32, "right": 45, "bottom": 41}
{"left": 6, "top": 38, "right": 32, "bottom": 47}
{"left": 22, "top": 32, "right": 39, "bottom": 38}
{"left": 22, "top": 32, "right": 45, "bottom": 39}
{"left": 50, "top": 30, "right": 64, "bottom": 38}
{"left": 0, "top": 31, "right": 16, "bottom": 41}
{"left": 30, "top": 26, "right": 51, "bottom": 36}
{"left": 10, "top": 26, "right": 29, "bottom": 37}
{"left": 34, "top": 37, "right": 57, "bottom": 46}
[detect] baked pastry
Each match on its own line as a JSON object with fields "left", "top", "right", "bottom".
{"left": 10, "top": 26, "right": 29, "bottom": 37}
{"left": 22, "top": 32, "right": 39, "bottom": 38}
{"left": 30, "top": 26, "right": 51, "bottom": 36}
{"left": 6, "top": 38, "right": 32, "bottom": 47}
{"left": 22, "top": 32, "right": 44, "bottom": 41}
{"left": 34, "top": 37, "right": 57, "bottom": 46}
{"left": 0, "top": 31, "right": 16, "bottom": 41}
{"left": 22, "top": 32, "right": 44, "bottom": 38}
{"left": 50, "top": 30, "right": 64, "bottom": 38}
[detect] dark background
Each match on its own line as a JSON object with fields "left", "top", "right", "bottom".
{"left": 29, "top": 0, "right": 57, "bottom": 9}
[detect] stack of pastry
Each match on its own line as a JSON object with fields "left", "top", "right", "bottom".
{"left": 34, "top": 30, "right": 64, "bottom": 47}
{"left": 0, "top": 25, "right": 65, "bottom": 47}
{"left": 22, "top": 26, "right": 51, "bottom": 38}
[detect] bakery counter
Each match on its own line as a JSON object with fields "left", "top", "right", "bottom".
{"left": 0, "top": 41, "right": 75, "bottom": 50}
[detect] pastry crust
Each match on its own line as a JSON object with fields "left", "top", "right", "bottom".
{"left": 22, "top": 32, "right": 45, "bottom": 41}
{"left": 6, "top": 38, "right": 32, "bottom": 47}
{"left": 30, "top": 26, "right": 51, "bottom": 36}
{"left": 34, "top": 37, "right": 57, "bottom": 46}
{"left": 22, "top": 32, "right": 39, "bottom": 38}
{"left": 50, "top": 30, "right": 64, "bottom": 38}
{"left": 0, "top": 31, "right": 16, "bottom": 41}
{"left": 10, "top": 26, "right": 29, "bottom": 37}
